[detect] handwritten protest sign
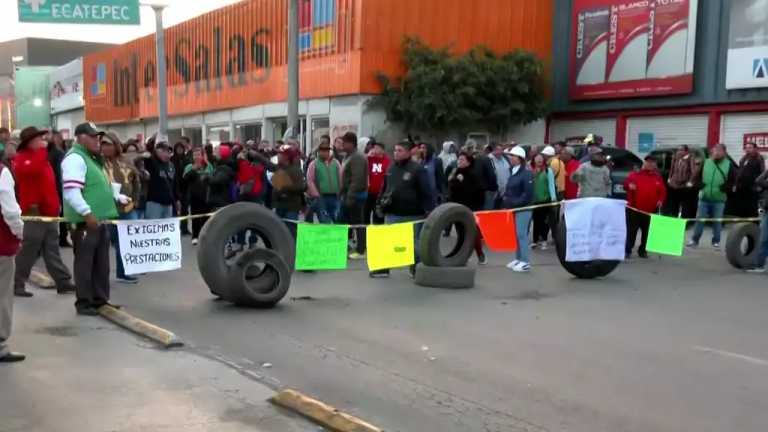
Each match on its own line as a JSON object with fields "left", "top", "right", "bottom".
{"left": 295, "top": 224, "right": 349, "bottom": 270}
{"left": 476, "top": 211, "right": 518, "bottom": 252}
{"left": 366, "top": 223, "right": 415, "bottom": 271}
{"left": 646, "top": 214, "right": 686, "bottom": 256}
{"left": 564, "top": 198, "right": 626, "bottom": 262}
{"left": 117, "top": 219, "right": 182, "bottom": 275}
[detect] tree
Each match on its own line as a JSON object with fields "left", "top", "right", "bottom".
{"left": 371, "top": 37, "right": 548, "bottom": 138}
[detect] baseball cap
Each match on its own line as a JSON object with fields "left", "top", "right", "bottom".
{"left": 541, "top": 146, "right": 556, "bottom": 157}
{"left": 74, "top": 122, "right": 103, "bottom": 137}
{"left": 644, "top": 154, "right": 658, "bottom": 162}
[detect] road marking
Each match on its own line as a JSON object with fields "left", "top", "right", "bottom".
{"left": 693, "top": 346, "right": 768, "bottom": 366}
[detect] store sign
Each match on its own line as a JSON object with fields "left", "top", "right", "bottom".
{"left": 570, "top": 0, "right": 699, "bottom": 100}
{"left": 726, "top": 0, "right": 768, "bottom": 89}
{"left": 50, "top": 58, "right": 84, "bottom": 114}
{"left": 744, "top": 133, "right": 768, "bottom": 151}
{"left": 638, "top": 132, "right": 656, "bottom": 153}
{"left": 18, "top": 0, "right": 140, "bottom": 25}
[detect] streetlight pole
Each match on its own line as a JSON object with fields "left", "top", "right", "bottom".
{"left": 152, "top": 5, "right": 169, "bottom": 140}
{"left": 287, "top": 0, "right": 299, "bottom": 139}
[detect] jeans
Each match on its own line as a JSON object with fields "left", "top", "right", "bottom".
{"left": 483, "top": 191, "right": 498, "bottom": 211}
{"left": 691, "top": 200, "right": 726, "bottom": 245}
{"left": 310, "top": 195, "right": 339, "bottom": 224}
{"left": 111, "top": 211, "right": 139, "bottom": 279}
{"left": 145, "top": 202, "right": 173, "bottom": 219}
{"left": 755, "top": 213, "right": 768, "bottom": 268}
{"left": 514, "top": 210, "right": 532, "bottom": 263}
{"left": 276, "top": 209, "right": 299, "bottom": 239}
{"left": 341, "top": 193, "right": 367, "bottom": 254}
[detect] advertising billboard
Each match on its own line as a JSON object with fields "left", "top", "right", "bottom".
{"left": 50, "top": 58, "right": 84, "bottom": 114}
{"left": 726, "top": 0, "right": 768, "bottom": 90}
{"left": 570, "top": 0, "right": 699, "bottom": 100}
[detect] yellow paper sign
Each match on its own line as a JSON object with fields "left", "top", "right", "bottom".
{"left": 366, "top": 223, "right": 415, "bottom": 271}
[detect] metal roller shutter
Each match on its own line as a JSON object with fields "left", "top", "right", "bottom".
{"left": 549, "top": 118, "right": 616, "bottom": 146}
{"left": 720, "top": 112, "right": 768, "bottom": 163}
{"left": 626, "top": 115, "right": 708, "bottom": 156}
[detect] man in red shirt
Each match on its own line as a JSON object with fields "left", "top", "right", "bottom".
{"left": 365, "top": 139, "right": 391, "bottom": 225}
{"left": 12, "top": 127, "right": 75, "bottom": 297}
{"left": 624, "top": 155, "right": 667, "bottom": 259}
{"left": 561, "top": 147, "right": 581, "bottom": 200}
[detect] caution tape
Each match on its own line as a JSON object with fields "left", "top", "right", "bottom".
{"left": 21, "top": 212, "right": 217, "bottom": 224}
{"left": 625, "top": 206, "right": 761, "bottom": 223}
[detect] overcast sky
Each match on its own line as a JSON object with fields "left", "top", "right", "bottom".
{"left": 0, "top": 0, "right": 243, "bottom": 44}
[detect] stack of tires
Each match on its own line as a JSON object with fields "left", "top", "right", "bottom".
{"left": 414, "top": 203, "right": 479, "bottom": 289}
{"left": 197, "top": 203, "right": 295, "bottom": 308}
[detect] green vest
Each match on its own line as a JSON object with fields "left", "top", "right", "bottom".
{"left": 315, "top": 159, "right": 340, "bottom": 195}
{"left": 533, "top": 170, "right": 550, "bottom": 203}
{"left": 63, "top": 144, "right": 119, "bottom": 223}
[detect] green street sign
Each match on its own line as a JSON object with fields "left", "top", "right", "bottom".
{"left": 18, "top": 0, "right": 140, "bottom": 25}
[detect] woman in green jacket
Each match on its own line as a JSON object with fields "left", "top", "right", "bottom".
{"left": 531, "top": 153, "right": 557, "bottom": 249}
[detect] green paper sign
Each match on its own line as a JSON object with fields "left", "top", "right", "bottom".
{"left": 18, "top": 0, "right": 141, "bottom": 25}
{"left": 295, "top": 224, "right": 349, "bottom": 271}
{"left": 646, "top": 214, "right": 687, "bottom": 256}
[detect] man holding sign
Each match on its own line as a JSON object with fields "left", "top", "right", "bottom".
{"left": 62, "top": 123, "right": 119, "bottom": 316}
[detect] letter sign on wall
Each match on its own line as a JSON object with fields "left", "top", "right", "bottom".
{"left": 18, "top": 0, "right": 140, "bottom": 25}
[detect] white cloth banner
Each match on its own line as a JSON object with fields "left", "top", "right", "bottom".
{"left": 117, "top": 219, "right": 182, "bottom": 275}
{"left": 564, "top": 198, "right": 627, "bottom": 262}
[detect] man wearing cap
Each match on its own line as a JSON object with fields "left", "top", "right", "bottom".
{"left": 62, "top": 122, "right": 119, "bottom": 316}
{"left": 12, "top": 127, "right": 75, "bottom": 297}
{"left": 624, "top": 155, "right": 667, "bottom": 259}
{"left": 572, "top": 148, "right": 612, "bottom": 198}
{"left": 143, "top": 140, "right": 177, "bottom": 219}
{"left": 306, "top": 139, "right": 342, "bottom": 223}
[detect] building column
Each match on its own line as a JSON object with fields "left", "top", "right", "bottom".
{"left": 707, "top": 111, "right": 722, "bottom": 148}
{"left": 201, "top": 123, "right": 209, "bottom": 145}
{"left": 615, "top": 115, "right": 628, "bottom": 149}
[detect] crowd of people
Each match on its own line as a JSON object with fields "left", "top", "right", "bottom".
{"left": 2, "top": 121, "right": 768, "bottom": 362}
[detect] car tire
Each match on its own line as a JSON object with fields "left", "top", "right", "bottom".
{"left": 554, "top": 215, "right": 620, "bottom": 279}
{"left": 198, "top": 203, "right": 295, "bottom": 298}
{"left": 418, "top": 203, "right": 478, "bottom": 267}
{"left": 224, "top": 248, "right": 292, "bottom": 308}
{"left": 414, "top": 263, "right": 476, "bottom": 289}
{"left": 725, "top": 222, "right": 760, "bottom": 270}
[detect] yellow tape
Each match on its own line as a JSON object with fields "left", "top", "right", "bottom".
{"left": 20, "top": 212, "right": 217, "bottom": 224}
{"left": 626, "top": 206, "right": 760, "bottom": 223}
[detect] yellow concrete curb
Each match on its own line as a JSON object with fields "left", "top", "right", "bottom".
{"left": 29, "top": 270, "right": 55, "bottom": 289}
{"left": 98, "top": 306, "right": 184, "bottom": 348}
{"left": 270, "top": 389, "right": 383, "bottom": 432}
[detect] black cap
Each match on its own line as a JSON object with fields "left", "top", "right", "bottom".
{"left": 74, "top": 122, "right": 103, "bottom": 137}
{"left": 644, "top": 154, "right": 658, "bottom": 162}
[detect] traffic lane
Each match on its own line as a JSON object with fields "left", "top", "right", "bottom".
{"left": 110, "top": 243, "right": 768, "bottom": 432}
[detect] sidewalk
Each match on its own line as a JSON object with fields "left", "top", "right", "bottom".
{"left": 0, "top": 287, "right": 316, "bottom": 432}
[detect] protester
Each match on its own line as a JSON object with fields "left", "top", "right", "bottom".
{"left": 748, "top": 169, "right": 768, "bottom": 273}
{"left": 571, "top": 149, "right": 611, "bottom": 198}
{"left": 664, "top": 145, "right": 700, "bottom": 218}
{"left": 732, "top": 142, "right": 765, "bottom": 218}
{"left": 688, "top": 144, "right": 736, "bottom": 249}
{"left": 339, "top": 132, "right": 368, "bottom": 259}
{"left": 624, "top": 155, "right": 667, "bottom": 259}
{"left": 333, "top": 136, "right": 345, "bottom": 164}
{"left": 12, "top": 127, "right": 75, "bottom": 297}
{"left": 365, "top": 139, "right": 390, "bottom": 225}
{"left": 172, "top": 141, "right": 191, "bottom": 234}
{"left": 207, "top": 144, "right": 236, "bottom": 210}
{"left": 62, "top": 123, "right": 119, "bottom": 316}
{"left": 561, "top": 146, "right": 580, "bottom": 200}
{"left": 253, "top": 144, "right": 306, "bottom": 236}
{"left": 143, "top": 140, "right": 177, "bottom": 219}
{"left": 438, "top": 141, "right": 457, "bottom": 174}
{"left": 418, "top": 143, "right": 445, "bottom": 207}
{"left": 462, "top": 140, "right": 498, "bottom": 210}
{"left": 0, "top": 127, "right": 10, "bottom": 155}
{"left": 489, "top": 143, "right": 510, "bottom": 209}
{"left": 47, "top": 130, "right": 71, "bottom": 248}
{"left": 372, "top": 140, "right": 435, "bottom": 278}
{"left": 1, "top": 141, "right": 16, "bottom": 166}
{"left": 579, "top": 134, "right": 602, "bottom": 163}
{"left": 183, "top": 146, "right": 215, "bottom": 244}
{"left": 542, "top": 145, "right": 566, "bottom": 200}
{"left": 101, "top": 133, "right": 140, "bottom": 284}
{"left": 130, "top": 146, "right": 150, "bottom": 220}
{"left": 306, "top": 139, "right": 342, "bottom": 223}
{"left": 236, "top": 142, "right": 267, "bottom": 204}
{"left": 447, "top": 151, "right": 487, "bottom": 264}
{"left": 502, "top": 146, "right": 534, "bottom": 272}
{"left": 530, "top": 153, "right": 557, "bottom": 250}
{"left": 0, "top": 153, "right": 25, "bottom": 362}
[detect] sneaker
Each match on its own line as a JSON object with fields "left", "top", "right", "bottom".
{"left": 505, "top": 260, "right": 520, "bottom": 270}
{"left": 638, "top": 251, "right": 649, "bottom": 259}
{"left": 76, "top": 307, "right": 99, "bottom": 316}
{"left": 686, "top": 240, "right": 698, "bottom": 248}
{"left": 478, "top": 254, "right": 488, "bottom": 266}
{"left": 512, "top": 262, "right": 531, "bottom": 273}
{"left": 369, "top": 270, "right": 390, "bottom": 278}
{"left": 348, "top": 252, "right": 366, "bottom": 260}
{"left": 116, "top": 276, "right": 139, "bottom": 285}
{"left": 191, "top": 238, "right": 199, "bottom": 246}
{"left": 713, "top": 243, "right": 721, "bottom": 250}
{"left": 746, "top": 267, "right": 767, "bottom": 274}
{"left": 530, "top": 243, "right": 539, "bottom": 250}
{"left": 540, "top": 242, "right": 549, "bottom": 251}
{"left": 56, "top": 282, "right": 76, "bottom": 294}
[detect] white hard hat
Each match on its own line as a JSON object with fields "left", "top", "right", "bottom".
{"left": 505, "top": 145, "right": 526, "bottom": 160}
{"left": 541, "top": 145, "right": 556, "bottom": 157}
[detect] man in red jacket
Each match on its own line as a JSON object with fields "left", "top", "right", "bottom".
{"left": 11, "top": 127, "right": 75, "bottom": 297}
{"left": 364, "top": 139, "right": 390, "bottom": 226}
{"left": 624, "top": 155, "right": 667, "bottom": 259}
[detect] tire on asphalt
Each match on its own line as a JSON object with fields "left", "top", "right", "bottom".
{"left": 554, "top": 215, "right": 620, "bottom": 279}
{"left": 198, "top": 203, "right": 295, "bottom": 298}
{"left": 725, "top": 222, "right": 760, "bottom": 269}
{"left": 418, "top": 203, "right": 478, "bottom": 267}
{"left": 414, "top": 263, "right": 476, "bottom": 289}
{"left": 225, "top": 248, "right": 292, "bottom": 308}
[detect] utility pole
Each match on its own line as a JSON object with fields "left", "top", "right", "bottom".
{"left": 287, "top": 0, "right": 299, "bottom": 139}
{"left": 153, "top": 4, "right": 169, "bottom": 141}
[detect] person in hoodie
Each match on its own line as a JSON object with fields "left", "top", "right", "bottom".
{"left": 143, "top": 139, "right": 177, "bottom": 219}
{"left": 530, "top": 153, "right": 557, "bottom": 250}
{"left": 253, "top": 144, "right": 306, "bottom": 237}
{"left": 438, "top": 141, "right": 457, "bottom": 175}
{"left": 732, "top": 142, "right": 765, "bottom": 218}
{"left": 448, "top": 151, "right": 487, "bottom": 265}
{"left": 502, "top": 146, "right": 534, "bottom": 273}
{"left": 365, "top": 139, "right": 390, "bottom": 225}
{"left": 183, "top": 146, "right": 215, "bottom": 244}
{"left": 571, "top": 149, "right": 612, "bottom": 198}
{"left": 463, "top": 139, "right": 497, "bottom": 210}
{"left": 415, "top": 142, "right": 445, "bottom": 207}
{"left": 12, "top": 127, "right": 75, "bottom": 297}
{"left": 624, "top": 155, "right": 667, "bottom": 259}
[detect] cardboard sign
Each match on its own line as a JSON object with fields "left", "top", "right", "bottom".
{"left": 295, "top": 223, "right": 349, "bottom": 270}
{"left": 117, "top": 219, "right": 182, "bottom": 275}
{"left": 366, "top": 223, "right": 415, "bottom": 271}
{"left": 564, "top": 198, "right": 627, "bottom": 262}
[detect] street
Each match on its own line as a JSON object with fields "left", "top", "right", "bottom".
{"left": 15, "top": 238, "right": 765, "bottom": 432}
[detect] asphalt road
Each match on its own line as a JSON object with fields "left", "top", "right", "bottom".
{"left": 99, "top": 240, "right": 768, "bottom": 432}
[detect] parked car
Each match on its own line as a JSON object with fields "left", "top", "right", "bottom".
{"left": 648, "top": 147, "right": 707, "bottom": 181}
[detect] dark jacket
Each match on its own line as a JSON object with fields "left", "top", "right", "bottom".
{"left": 474, "top": 153, "right": 498, "bottom": 192}
{"left": 448, "top": 165, "right": 484, "bottom": 211}
{"left": 255, "top": 153, "right": 306, "bottom": 212}
{"left": 48, "top": 145, "right": 66, "bottom": 199}
{"left": 381, "top": 159, "right": 435, "bottom": 217}
{"left": 340, "top": 150, "right": 368, "bottom": 206}
{"left": 756, "top": 170, "right": 768, "bottom": 211}
{"left": 183, "top": 163, "right": 213, "bottom": 204}
{"left": 207, "top": 160, "right": 236, "bottom": 209}
{"left": 503, "top": 166, "right": 534, "bottom": 209}
{"left": 144, "top": 156, "right": 177, "bottom": 205}
{"left": 736, "top": 153, "right": 765, "bottom": 193}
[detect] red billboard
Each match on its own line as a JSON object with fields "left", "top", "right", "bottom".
{"left": 570, "top": 0, "right": 698, "bottom": 100}
{"left": 744, "top": 133, "right": 768, "bottom": 152}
